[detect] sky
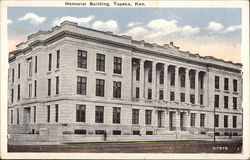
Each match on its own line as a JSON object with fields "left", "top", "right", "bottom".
{"left": 7, "top": 7, "right": 242, "bottom": 63}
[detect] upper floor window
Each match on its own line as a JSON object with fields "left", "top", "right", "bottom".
{"left": 170, "top": 72, "right": 175, "bottom": 86}
{"left": 48, "top": 79, "right": 51, "bottom": 96}
{"left": 113, "top": 107, "right": 121, "bottom": 124}
{"left": 114, "top": 57, "right": 122, "bottom": 74}
{"left": 18, "top": 63, "right": 20, "bottom": 79}
{"left": 200, "top": 114, "right": 205, "bottom": 127}
{"left": 132, "top": 109, "right": 139, "bottom": 124}
{"left": 56, "top": 76, "right": 59, "bottom": 95}
{"left": 33, "top": 106, "right": 36, "bottom": 123}
{"left": 200, "top": 94, "right": 203, "bottom": 105}
{"left": 34, "top": 80, "right": 37, "bottom": 97}
{"left": 17, "top": 84, "right": 20, "bottom": 100}
{"left": 170, "top": 91, "right": 175, "bottom": 101}
{"left": 113, "top": 81, "right": 121, "bottom": 98}
{"left": 48, "top": 54, "right": 52, "bottom": 71}
{"left": 96, "top": 53, "right": 105, "bottom": 72}
{"left": 159, "top": 90, "right": 164, "bottom": 100}
{"left": 200, "top": 76, "right": 203, "bottom": 89}
{"left": 159, "top": 71, "right": 164, "bottom": 84}
{"left": 136, "top": 67, "right": 140, "bottom": 81}
{"left": 136, "top": 87, "right": 139, "bottom": 98}
{"left": 190, "top": 113, "right": 195, "bottom": 126}
{"left": 10, "top": 110, "right": 13, "bottom": 124}
{"left": 56, "top": 50, "right": 60, "bottom": 69}
{"left": 215, "top": 76, "right": 219, "bottom": 89}
{"left": 35, "top": 56, "right": 37, "bottom": 73}
{"left": 148, "top": 89, "right": 152, "bottom": 100}
{"left": 233, "top": 79, "right": 237, "bottom": 92}
{"left": 190, "top": 74, "right": 195, "bottom": 89}
{"left": 47, "top": 105, "right": 50, "bottom": 123}
{"left": 214, "top": 95, "right": 219, "bottom": 108}
{"left": 55, "top": 104, "right": 59, "bottom": 122}
{"left": 224, "top": 96, "right": 228, "bottom": 108}
{"left": 76, "top": 104, "right": 86, "bottom": 122}
{"left": 77, "top": 50, "right": 87, "bottom": 69}
{"left": 180, "top": 93, "right": 185, "bottom": 102}
{"left": 95, "top": 106, "right": 104, "bottom": 123}
{"left": 233, "top": 97, "right": 237, "bottom": 110}
{"left": 77, "top": 76, "right": 86, "bottom": 95}
{"left": 233, "top": 116, "right": 237, "bottom": 128}
{"left": 96, "top": 79, "right": 105, "bottom": 97}
{"left": 224, "top": 78, "right": 229, "bottom": 91}
{"left": 215, "top": 114, "right": 219, "bottom": 127}
{"left": 145, "top": 110, "right": 152, "bottom": 125}
{"left": 224, "top": 115, "right": 228, "bottom": 128}
{"left": 190, "top": 94, "right": 195, "bottom": 104}
{"left": 12, "top": 69, "right": 14, "bottom": 83}
{"left": 27, "top": 58, "right": 32, "bottom": 77}
{"left": 11, "top": 89, "right": 14, "bottom": 103}
{"left": 180, "top": 74, "right": 185, "bottom": 87}
{"left": 148, "top": 69, "right": 152, "bottom": 83}
{"left": 28, "top": 84, "right": 32, "bottom": 98}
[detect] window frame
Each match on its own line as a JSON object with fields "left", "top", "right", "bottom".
{"left": 77, "top": 50, "right": 87, "bottom": 69}
{"left": 113, "top": 107, "right": 121, "bottom": 124}
{"left": 96, "top": 53, "right": 105, "bottom": 72}
{"left": 114, "top": 57, "right": 122, "bottom": 74}
{"left": 96, "top": 79, "right": 105, "bottom": 97}
{"left": 76, "top": 104, "right": 86, "bottom": 122}
{"left": 132, "top": 109, "right": 139, "bottom": 124}
{"left": 95, "top": 106, "right": 104, "bottom": 123}
{"left": 77, "top": 76, "right": 87, "bottom": 95}
{"left": 113, "top": 81, "right": 121, "bottom": 98}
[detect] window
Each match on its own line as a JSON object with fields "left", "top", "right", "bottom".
{"left": 34, "top": 80, "right": 37, "bottom": 97}
{"left": 28, "top": 58, "right": 32, "bottom": 77}
{"left": 74, "top": 130, "right": 86, "bottom": 134}
{"left": 200, "top": 94, "right": 203, "bottom": 105}
{"left": 224, "top": 96, "right": 228, "bottom": 109}
{"left": 136, "top": 87, "right": 139, "bottom": 98}
{"left": 215, "top": 114, "right": 219, "bottom": 127}
{"left": 200, "top": 114, "right": 205, "bottom": 127}
{"left": 12, "top": 69, "right": 14, "bottom": 83}
{"left": 113, "top": 107, "right": 121, "bottom": 124}
{"left": 48, "top": 53, "right": 52, "bottom": 71}
{"left": 224, "top": 78, "right": 229, "bottom": 90}
{"left": 77, "top": 76, "right": 87, "bottom": 95}
{"left": 148, "top": 69, "right": 152, "bottom": 83}
{"left": 33, "top": 106, "right": 36, "bottom": 123}
{"left": 76, "top": 105, "right": 86, "bottom": 122}
{"left": 96, "top": 53, "right": 105, "bottom": 72}
{"left": 17, "top": 108, "right": 19, "bottom": 124}
{"left": 95, "top": 106, "right": 104, "bottom": 123}
{"left": 17, "top": 84, "right": 20, "bottom": 100}
{"left": 95, "top": 130, "right": 105, "bottom": 134}
{"left": 191, "top": 113, "right": 195, "bottom": 126}
{"left": 114, "top": 57, "right": 122, "bottom": 74}
{"left": 48, "top": 79, "right": 51, "bottom": 96}
{"left": 10, "top": 110, "right": 13, "bottom": 124}
{"left": 132, "top": 109, "right": 139, "bottom": 124}
{"left": 233, "top": 97, "right": 237, "bottom": 109}
{"left": 148, "top": 89, "right": 152, "bottom": 99}
{"left": 28, "top": 84, "right": 32, "bottom": 98}
{"left": 11, "top": 89, "right": 14, "bottom": 103}
{"left": 159, "top": 71, "right": 164, "bottom": 84}
{"left": 55, "top": 104, "right": 59, "bottom": 122}
{"left": 136, "top": 67, "right": 140, "bottom": 81}
{"left": 56, "top": 77, "right": 59, "bottom": 94}
{"left": 190, "top": 94, "right": 195, "bottom": 104}
{"left": 77, "top": 50, "right": 87, "bottom": 69}
{"left": 113, "top": 81, "right": 121, "bottom": 98}
{"left": 133, "top": 130, "right": 140, "bottom": 135}
{"left": 113, "top": 130, "right": 121, "bottom": 135}
{"left": 200, "top": 76, "right": 203, "bottom": 89}
{"left": 180, "top": 93, "right": 185, "bottom": 102}
{"left": 96, "top": 79, "right": 105, "bottom": 97}
{"left": 47, "top": 105, "right": 50, "bottom": 123}
{"left": 170, "top": 73, "right": 175, "bottom": 86}
{"left": 233, "top": 79, "right": 237, "bottom": 92}
{"left": 214, "top": 95, "right": 219, "bottom": 108}
{"left": 18, "top": 63, "right": 20, "bottom": 79}
{"left": 145, "top": 110, "right": 152, "bottom": 125}
{"left": 224, "top": 115, "right": 228, "bottom": 128}
{"left": 146, "top": 131, "right": 153, "bottom": 135}
{"left": 159, "top": 90, "right": 164, "bottom": 100}
{"left": 35, "top": 56, "right": 37, "bottom": 73}
{"left": 170, "top": 91, "right": 175, "bottom": 101}
{"left": 56, "top": 50, "right": 60, "bottom": 68}
{"left": 180, "top": 74, "right": 185, "bottom": 87}
{"left": 215, "top": 76, "right": 219, "bottom": 89}
{"left": 233, "top": 116, "right": 237, "bottom": 128}
{"left": 190, "top": 74, "right": 195, "bottom": 89}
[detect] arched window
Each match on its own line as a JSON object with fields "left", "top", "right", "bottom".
{"left": 159, "top": 71, "right": 164, "bottom": 84}
{"left": 148, "top": 69, "right": 152, "bottom": 83}
{"left": 136, "top": 67, "right": 140, "bottom": 81}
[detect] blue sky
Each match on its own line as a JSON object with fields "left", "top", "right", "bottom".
{"left": 8, "top": 7, "right": 242, "bottom": 62}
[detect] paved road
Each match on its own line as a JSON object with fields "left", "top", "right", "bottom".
{"left": 8, "top": 140, "right": 242, "bottom": 153}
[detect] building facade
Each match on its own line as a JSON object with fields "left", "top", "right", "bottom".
{"left": 8, "top": 21, "right": 243, "bottom": 139}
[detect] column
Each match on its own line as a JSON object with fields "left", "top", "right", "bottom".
{"left": 152, "top": 62, "right": 157, "bottom": 100}
{"left": 175, "top": 66, "right": 180, "bottom": 102}
{"left": 164, "top": 64, "right": 168, "bottom": 101}
{"left": 195, "top": 70, "right": 199, "bottom": 104}
{"left": 139, "top": 59, "right": 145, "bottom": 99}
{"left": 185, "top": 68, "right": 190, "bottom": 103}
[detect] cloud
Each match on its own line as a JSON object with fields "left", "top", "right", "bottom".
{"left": 7, "top": 19, "right": 13, "bottom": 25}
{"left": 52, "top": 16, "right": 95, "bottom": 26}
{"left": 91, "top": 20, "right": 119, "bottom": 33}
{"left": 207, "top": 21, "right": 224, "bottom": 31}
{"left": 18, "top": 13, "right": 46, "bottom": 24}
{"left": 127, "top": 22, "right": 142, "bottom": 27}
{"left": 224, "top": 25, "right": 241, "bottom": 33}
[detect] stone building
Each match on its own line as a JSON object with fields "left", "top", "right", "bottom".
{"left": 8, "top": 21, "right": 243, "bottom": 139}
